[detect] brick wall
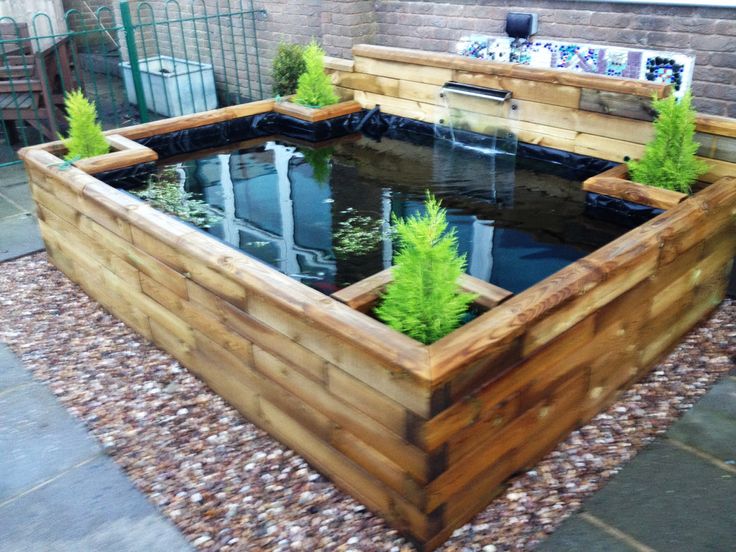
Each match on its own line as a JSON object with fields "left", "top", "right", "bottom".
{"left": 364, "top": 1, "right": 736, "bottom": 117}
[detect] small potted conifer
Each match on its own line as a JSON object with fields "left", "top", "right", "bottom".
{"left": 61, "top": 89, "right": 110, "bottom": 161}
{"left": 375, "top": 194, "right": 477, "bottom": 344}
{"left": 331, "top": 193, "right": 515, "bottom": 345}
{"left": 583, "top": 91, "right": 709, "bottom": 210}
{"left": 273, "top": 40, "right": 361, "bottom": 123}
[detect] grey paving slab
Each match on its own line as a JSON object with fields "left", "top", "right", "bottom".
{"left": 0, "top": 212, "right": 44, "bottom": 261}
{"left": 0, "top": 196, "right": 22, "bottom": 218}
{"left": 0, "top": 343, "right": 32, "bottom": 391}
{"left": 537, "top": 515, "right": 635, "bottom": 552}
{"left": 0, "top": 381, "right": 100, "bottom": 501}
{"left": 0, "top": 181, "right": 35, "bottom": 212}
{"left": 668, "top": 378, "right": 736, "bottom": 463}
{"left": 0, "top": 164, "right": 28, "bottom": 187}
{"left": 584, "top": 440, "right": 736, "bottom": 552}
{"left": 0, "top": 456, "right": 193, "bottom": 552}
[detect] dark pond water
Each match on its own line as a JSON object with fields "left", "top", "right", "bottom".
{"left": 133, "top": 134, "right": 629, "bottom": 295}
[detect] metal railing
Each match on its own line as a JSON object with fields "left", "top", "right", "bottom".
{"left": 0, "top": 0, "right": 265, "bottom": 166}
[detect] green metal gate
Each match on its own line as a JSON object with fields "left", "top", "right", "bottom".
{"left": 0, "top": 0, "right": 266, "bottom": 166}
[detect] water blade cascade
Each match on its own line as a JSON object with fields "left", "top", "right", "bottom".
{"left": 437, "top": 82, "right": 519, "bottom": 204}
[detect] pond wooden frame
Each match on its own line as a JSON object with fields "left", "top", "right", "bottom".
{"left": 20, "top": 45, "right": 736, "bottom": 551}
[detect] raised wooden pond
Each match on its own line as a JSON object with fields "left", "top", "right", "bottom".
{"left": 20, "top": 45, "right": 736, "bottom": 550}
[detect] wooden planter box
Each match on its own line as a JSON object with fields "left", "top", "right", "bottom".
{"left": 273, "top": 98, "right": 362, "bottom": 122}
{"left": 19, "top": 93, "right": 736, "bottom": 550}
{"left": 583, "top": 163, "right": 689, "bottom": 210}
{"left": 41, "top": 133, "right": 159, "bottom": 176}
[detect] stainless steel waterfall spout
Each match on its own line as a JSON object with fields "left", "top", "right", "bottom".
{"left": 440, "top": 81, "right": 511, "bottom": 102}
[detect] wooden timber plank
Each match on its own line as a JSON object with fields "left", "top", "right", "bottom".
{"left": 74, "top": 146, "right": 158, "bottom": 175}
{"left": 257, "top": 398, "right": 435, "bottom": 541}
{"left": 140, "top": 273, "right": 254, "bottom": 362}
{"left": 252, "top": 346, "right": 430, "bottom": 489}
{"left": 583, "top": 176, "right": 688, "bottom": 210}
{"left": 699, "top": 157, "right": 736, "bottom": 184}
{"left": 696, "top": 113, "right": 736, "bottom": 138}
{"left": 40, "top": 222, "right": 154, "bottom": 339}
{"left": 511, "top": 98, "right": 654, "bottom": 145}
{"left": 441, "top": 369, "right": 587, "bottom": 540}
{"left": 332, "top": 268, "right": 512, "bottom": 313}
{"left": 115, "top": 98, "right": 275, "bottom": 141}
{"left": 580, "top": 89, "right": 656, "bottom": 121}
{"left": 420, "top": 315, "right": 595, "bottom": 452}
{"left": 273, "top": 100, "right": 362, "bottom": 122}
{"left": 248, "top": 293, "right": 432, "bottom": 417}
{"left": 425, "top": 369, "right": 588, "bottom": 511}
{"left": 352, "top": 45, "right": 671, "bottom": 98}
{"left": 36, "top": 203, "right": 141, "bottom": 291}
{"left": 453, "top": 70, "right": 581, "bottom": 109}
{"left": 326, "top": 364, "right": 409, "bottom": 439}
{"left": 77, "top": 214, "right": 189, "bottom": 299}
{"left": 191, "top": 286, "right": 328, "bottom": 383}
{"left": 324, "top": 56, "right": 354, "bottom": 72}
{"left": 330, "top": 71, "right": 400, "bottom": 97}
{"left": 398, "top": 80, "right": 442, "bottom": 104}
{"left": 697, "top": 133, "right": 736, "bottom": 164}
{"left": 354, "top": 55, "right": 454, "bottom": 86}
{"left": 573, "top": 133, "right": 645, "bottom": 163}
{"left": 353, "top": 89, "right": 437, "bottom": 122}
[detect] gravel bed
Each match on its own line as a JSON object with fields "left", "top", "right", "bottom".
{"left": 1, "top": 252, "right": 734, "bottom": 551}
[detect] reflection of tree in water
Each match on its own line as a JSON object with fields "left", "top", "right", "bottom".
{"left": 301, "top": 146, "right": 334, "bottom": 184}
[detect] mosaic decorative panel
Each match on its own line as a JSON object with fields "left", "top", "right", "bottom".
{"left": 456, "top": 36, "right": 695, "bottom": 97}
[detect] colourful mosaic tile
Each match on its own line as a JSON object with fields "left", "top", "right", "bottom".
{"left": 457, "top": 35, "right": 695, "bottom": 97}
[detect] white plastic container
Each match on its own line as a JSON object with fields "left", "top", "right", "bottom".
{"left": 120, "top": 55, "right": 217, "bottom": 117}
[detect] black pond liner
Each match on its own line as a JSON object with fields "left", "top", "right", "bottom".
{"left": 584, "top": 191, "right": 664, "bottom": 229}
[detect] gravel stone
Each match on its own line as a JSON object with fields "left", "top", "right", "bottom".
{"left": 1, "top": 253, "right": 734, "bottom": 551}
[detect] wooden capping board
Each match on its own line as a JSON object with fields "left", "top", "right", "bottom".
{"left": 333, "top": 268, "right": 512, "bottom": 312}
{"left": 325, "top": 56, "right": 354, "bottom": 73}
{"left": 273, "top": 100, "right": 362, "bottom": 122}
{"left": 352, "top": 44, "right": 672, "bottom": 98}
{"left": 74, "top": 134, "right": 158, "bottom": 175}
{"left": 583, "top": 164, "right": 688, "bottom": 210}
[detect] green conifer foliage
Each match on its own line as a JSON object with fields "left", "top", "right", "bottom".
{"left": 627, "top": 91, "right": 708, "bottom": 193}
{"left": 294, "top": 40, "right": 338, "bottom": 108}
{"left": 376, "top": 194, "right": 476, "bottom": 345}
{"left": 272, "top": 42, "right": 306, "bottom": 97}
{"left": 61, "top": 90, "right": 109, "bottom": 160}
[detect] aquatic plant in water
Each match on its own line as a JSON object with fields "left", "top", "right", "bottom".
{"left": 333, "top": 208, "right": 385, "bottom": 257}
{"left": 133, "top": 168, "right": 221, "bottom": 229}
{"left": 376, "top": 194, "right": 476, "bottom": 345}
{"left": 294, "top": 40, "right": 338, "bottom": 108}
{"left": 628, "top": 91, "right": 708, "bottom": 194}
{"left": 61, "top": 89, "right": 109, "bottom": 161}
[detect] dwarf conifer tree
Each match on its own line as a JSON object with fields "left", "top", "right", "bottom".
{"left": 376, "top": 194, "right": 476, "bottom": 345}
{"left": 272, "top": 42, "right": 305, "bottom": 96}
{"left": 294, "top": 40, "right": 338, "bottom": 108}
{"left": 61, "top": 90, "right": 109, "bottom": 161}
{"left": 628, "top": 91, "right": 708, "bottom": 193}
